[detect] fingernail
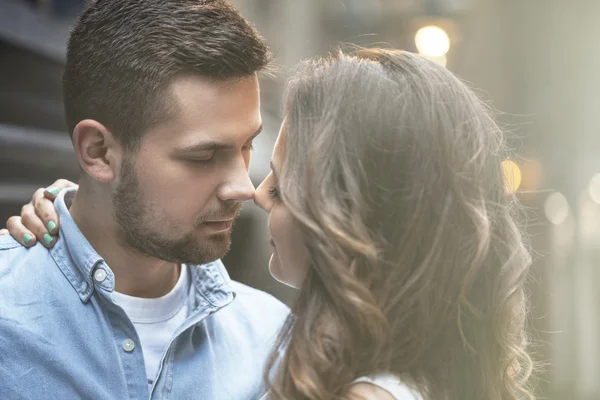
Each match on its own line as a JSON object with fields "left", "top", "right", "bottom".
{"left": 47, "top": 220, "right": 56, "bottom": 234}
{"left": 24, "top": 234, "right": 33, "bottom": 245}
{"left": 43, "top": 234, "right": 53, "bottom": 246}
{"left": 46, "top": 187, "right": 60, "bottom": 196}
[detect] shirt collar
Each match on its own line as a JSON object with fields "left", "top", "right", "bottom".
{"left": 49, "top": 187, "right": 234, "bottom": 306}
{"left": 189, "top": 260, "right": 234, "bottom": 308}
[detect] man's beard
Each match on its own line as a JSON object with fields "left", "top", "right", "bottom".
{"left": 112, "top": 159, "right": 240, "bottom": 265}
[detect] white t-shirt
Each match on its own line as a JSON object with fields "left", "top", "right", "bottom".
{"left": 112, "top": 265, "right": 190, "bottom": 391}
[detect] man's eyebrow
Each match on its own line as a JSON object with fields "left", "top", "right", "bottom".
{"left": 175, "top": 124, "right": 263, "bottom": 153}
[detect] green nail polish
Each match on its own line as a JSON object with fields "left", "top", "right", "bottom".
{"left": 24, "top": 234, "right": 33, "bottom": 244}
{"left": 47, "top": 187, "right": 60, "bottom": 196}
{"left": 47, "top": 220, "right": 56, "bottom": 233}
{"left": 43, "top": 234, "right": 53, "bottom": 246}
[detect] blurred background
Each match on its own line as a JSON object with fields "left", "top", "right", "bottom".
{"left": 1, "top": 0, "right": 599, "bottom": 398}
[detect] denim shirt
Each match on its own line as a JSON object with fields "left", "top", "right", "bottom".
{"left": 0, "top": 189, "right": 289, "bottom": 400}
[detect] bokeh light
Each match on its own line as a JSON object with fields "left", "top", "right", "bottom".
{"left": 415, "top": 25, "right": 450, "bottom": 57}
{"left": 501, "top": 159, "right": 522, "bottom": 194}
{"left": 544, "top": 192, "right": 570, "bottom": 225}
{"left": 588, "top": 173, "right": 600, "bottom": 204}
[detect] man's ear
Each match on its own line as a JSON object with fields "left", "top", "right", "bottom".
{"left": 72, "top": 119, "right": 123, "bottom": 182}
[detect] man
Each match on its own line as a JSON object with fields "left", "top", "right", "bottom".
{"left": 0, "top": 1, "right": 288, "bottom": 398}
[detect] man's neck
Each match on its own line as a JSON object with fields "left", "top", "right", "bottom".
{"left": 69, "top": 187, "right": 180, "bottom": 298}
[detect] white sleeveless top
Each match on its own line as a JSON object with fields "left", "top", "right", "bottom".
{"left": 259, "top": 372, "right": 422, "bottom": 400}
{"left": 353, "top": 373, "right": 423, "bottom": 400}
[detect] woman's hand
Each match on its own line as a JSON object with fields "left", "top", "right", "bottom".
{"left": 0, "top": 179, "right": 78, "bottom": 248}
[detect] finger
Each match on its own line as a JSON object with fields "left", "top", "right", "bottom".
{"left": 0, "top": 228, "right": 9, "bottom": 235}
{"left": 32, "top": 188, "right": 60, "bottom": 235}
{"left": 21, "top": 204, "right": 56, "bottom": 248}
{"left": 6, "top": 216, "right": 37, "bottom": 247}
{"left": 44, "top": 179, "right": 79, "bottom": 200}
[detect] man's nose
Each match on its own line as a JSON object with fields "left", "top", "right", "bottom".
{"left": 217, "top": 162, "right": 256, "bottom": 203}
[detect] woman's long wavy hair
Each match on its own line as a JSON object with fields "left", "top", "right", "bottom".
{"left": 265, "top": 49, "right": 534, "bottom": 400}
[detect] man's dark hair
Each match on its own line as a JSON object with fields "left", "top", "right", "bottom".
{"left": 64, "top": 0, "right": 271, "bottom": 150}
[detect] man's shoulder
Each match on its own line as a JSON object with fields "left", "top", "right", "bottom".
{"left": 0, "top": 234, "right": 23, "bottom": 251}
{"left": 0, "top": 235, "right": 54, "bottom": 267}
{"left": 0, "top": 235, "right": 37, "bottom": 271}
{"left": 221, "top": 280, "right": 290, "bottom": 337}
{"left": 0, "top": 235, "right": 61, "bottom": 294}
{"left": 229, "top": 280, "right": 290, "bottom": 314}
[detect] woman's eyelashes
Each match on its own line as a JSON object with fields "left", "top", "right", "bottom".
{"left": 268, "top": 186, "right": 280, "bottom": 200}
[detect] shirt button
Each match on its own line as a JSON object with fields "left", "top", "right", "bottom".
{"left": 122, "top": 339, "right": 135, "bottom": 352}
{"left": 94, "top": 268, "right": 107, "bottom": 283}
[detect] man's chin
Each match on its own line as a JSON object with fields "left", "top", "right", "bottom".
{"left": 123, "top": 230, "right": 232, "bottom": 266}
{"left": 199, "top": 229, "right": 230, "bottom": 247}
{"left": 188, "top": 232, "right": 231, "bottom": 263}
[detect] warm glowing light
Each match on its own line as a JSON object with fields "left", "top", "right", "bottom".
{"left": 501, "top": 160, "right": 522, "bottom": 194}
{"left": 519, "top": 159, "right": 542, "bottom": 191}
{"left": 544, "top": 192, "right": 570, "bottom": 225}
{"left": 415, "top": 25, "right": 450, "bottom": 57}
{"left": 420, "top": 54, "right": 447, "bottom": 67}
{"left": 588, "top": 173, "right": 600, "bottom": 204}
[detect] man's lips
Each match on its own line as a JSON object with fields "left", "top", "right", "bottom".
{"left": 204, "top": 217, "right": 235, "bottom": 223}
{"left": 203, "top": 218, "right": 235, "bottom": 232}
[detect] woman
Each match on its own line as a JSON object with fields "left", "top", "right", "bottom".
{"left": 2, "top": 49, "right": 534, "bottom": 399}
